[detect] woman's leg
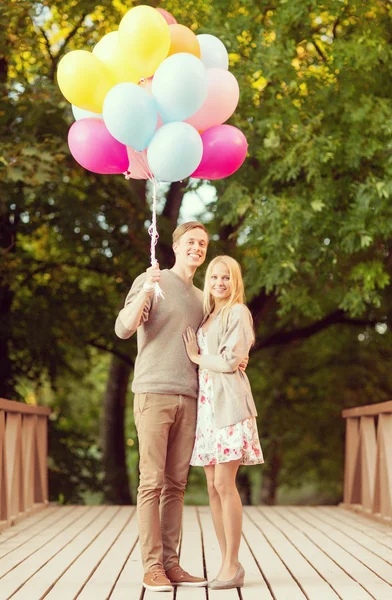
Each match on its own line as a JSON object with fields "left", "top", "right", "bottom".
{"left": 213, "top": 458, "right": 242, "bottom": 581}
{"left": 204, "top": 465, "right": 227, "bottom": 564}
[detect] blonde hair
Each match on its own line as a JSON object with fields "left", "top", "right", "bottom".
{"left": 172, "top": 221, "right": 208, "bottom": 244}
{"left": 204, "top": 255, "right": 254, "bottom": 339}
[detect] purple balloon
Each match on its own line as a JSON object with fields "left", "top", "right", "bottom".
{"left": 191, "top": 124, "right": 248, "bottom": 180}
{"left": 68, "top": 118, "right": 129, "bottom": 174}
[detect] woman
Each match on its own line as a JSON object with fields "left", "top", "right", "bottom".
{"left": 183, "top": 255, "right": 263, "bottom": 590}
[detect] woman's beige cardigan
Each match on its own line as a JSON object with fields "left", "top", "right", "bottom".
{"left": 198, "top": 303, "right": 258, "bottom": 429}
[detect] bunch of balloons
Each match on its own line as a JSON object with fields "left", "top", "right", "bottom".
{"left": 57, "top": 5, "right": 248, "bottom": 183}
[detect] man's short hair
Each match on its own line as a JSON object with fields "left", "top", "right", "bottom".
{"left": 172, "top": 222, "right": 208, "bottom": 244}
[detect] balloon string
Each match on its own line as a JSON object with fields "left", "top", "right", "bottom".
{"left": 148, "top": 178, "right": 165, "bottom": 300}
{"left": 124, "top": 155, "right": 164, "bottom": 301}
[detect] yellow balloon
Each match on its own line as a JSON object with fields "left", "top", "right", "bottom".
{"left": 57, "top": 50, "right": 116, "bottom": 113}
{"left": 93, "top": 31, "right": 142, "bottom": 84}
{"left": 119, "top": 6, "right": 171, "bottom": 78}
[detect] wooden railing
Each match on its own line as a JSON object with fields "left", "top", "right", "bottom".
{"left": 342, "top": 400, "right": 392, "bottom": 521}
{"left": 0, "top": 398, "right": 51, "bottom": 531}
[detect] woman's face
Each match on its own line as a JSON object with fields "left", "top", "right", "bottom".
{"left": 210, "top": 262, "right": 231, "bottom": 301}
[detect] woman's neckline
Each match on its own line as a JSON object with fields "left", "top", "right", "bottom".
{"left": 201, "top": 309, "right": 221, "bottom": 334}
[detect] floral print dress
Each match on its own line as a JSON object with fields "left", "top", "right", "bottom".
{"left": 190, "top": 329, "right": 264, "bottom": 467}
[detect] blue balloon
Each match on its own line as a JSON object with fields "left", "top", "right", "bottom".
{"left": 147, "top": 122, "right": 203, "bottom": 182}
{"left": 152, "top": 53, "right": 208, "bottom": 123}
{"left": 103, "top": 83, "right": 158, "bottom": 151}
{"left": 72, "top": 105, "right": 102, "bottom": 120}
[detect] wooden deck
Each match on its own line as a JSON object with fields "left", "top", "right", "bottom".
{"left": 0, "top": 505, "right": 391, "bottom": 600}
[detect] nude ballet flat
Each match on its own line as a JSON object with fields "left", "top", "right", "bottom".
{"left": 208, "top": 564, "right": 245, "bottom": 590}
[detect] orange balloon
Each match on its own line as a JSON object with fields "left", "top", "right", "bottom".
{"left": 168, "top": 24, "right": 201, "bottom": 58}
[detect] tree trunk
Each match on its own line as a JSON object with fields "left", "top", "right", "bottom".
{"left": 237, "top": 470, "right": 252, "bottom": 505}
{"left": 101, "top": 354, "right": 133, "bottom": 504}
{"left": 259, "top": 440, "right": 281, "bottom": 505}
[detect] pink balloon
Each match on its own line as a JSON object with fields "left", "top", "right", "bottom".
{"left": 156, "top": 8, "right": 177, "bottom": 25}
{"left": 126, "top": 147, "right": 153, "bottom": 180}
{"left": 191, "top": 125, "right": 247, "bottom": 180}
{"left": 186, "top": 69, "right": 239, "bottom": 132}
{"left": 68, "top": 119, "right": 129, "bottom": 174}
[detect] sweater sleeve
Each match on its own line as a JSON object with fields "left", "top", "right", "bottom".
{"left": 114, "top": 274, "right": 152, "bottom": 339}
{"left": 198, "top": 305, "right": 253, "bottom": 373}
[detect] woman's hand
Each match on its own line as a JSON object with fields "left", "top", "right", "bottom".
{"left": 183, "top": 327, "right": 201, "bottom": 365}
{"left": 239, "top": 355, "right": 249, "bottom": 371}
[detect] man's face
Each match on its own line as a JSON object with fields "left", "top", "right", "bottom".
{"left": 173, "top": 228, "right": 209, "bottom": 269}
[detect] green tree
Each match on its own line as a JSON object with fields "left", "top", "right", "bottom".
{"left": 2, "top": 0, "right": 392, "bottom": 504}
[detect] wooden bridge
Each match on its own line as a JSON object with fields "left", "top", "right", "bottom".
{"left": 0, "top": 398, "right": 391, "bottom": 599}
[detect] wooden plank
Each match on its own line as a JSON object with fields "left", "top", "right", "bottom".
{"left": 198, "top": 505, "right": 242, "bottom": 599}
{"left": 253, "top": 507, "right": 340, "bottom": 600}
{"left": 0, "top": 506, "right": 88, "bottom": 578}
{"left": 296, "top": 507, "right": 392, "bottom": 581}
{"left": 0, "top": 506, "right": 74, "bottom": 558}
{"left": 42, "top": 507, "right": 132, "bottom": 599}
{"left": 0, "top": 506, "right": 58, "bottom": 546}
{"left": 262, "top": 507, "right": 374, "bottom": 600}
{"left": 109, "top": 540, "right": 144, "bottom": 600}
{"left": 306, "top": 507, "right": 392, "bottom": 565}
{"left": 77, "top": 508, "right": 137, "bottom": 599}
{"left": 320, "top": 506, "right": 392, "bottom": 548}
{"left": 0, "top": 506, "right": 107, "bottom": 599}
{"left": 342, "top": 402, "right": 392, "bottom": 418}
{"left": 243, "top": 508, "right": 305, "bottom": 600}
{"left": 175, "top": 506, "right": 206, "bottom": 599}
{"left": 0, "top": 398, "right": 51, "bottom": 416}
{"left": 237, "top": 510, "right": 274, "bottom": 600}
{"left": 283, "top": 507, "right": 392, "bottom": 599}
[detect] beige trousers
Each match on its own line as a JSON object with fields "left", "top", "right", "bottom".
{"left": 134, "top": 393, "right": 197, "bottom": 573}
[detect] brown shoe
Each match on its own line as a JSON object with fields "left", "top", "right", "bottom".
{"left": 143, "top": 566, "right": 173, "bottom": 592}
{"left": 166, "top": 564, "right": 207, "bottom": 587}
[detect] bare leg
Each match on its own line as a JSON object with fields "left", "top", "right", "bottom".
{"left": 204, "top": 465, "right": 226, "bottom": 564}
{"left": 214, "top": 459, "right": 242, "bottom": 581}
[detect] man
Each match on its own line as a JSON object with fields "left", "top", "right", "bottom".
{"left": 115, "top": 221, "right": 209, "bottom": 592}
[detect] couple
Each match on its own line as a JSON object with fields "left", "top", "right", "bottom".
{"left": 115, "top": 221, "right": 263, "bottom": 592}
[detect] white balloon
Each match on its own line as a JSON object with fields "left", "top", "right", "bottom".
{"left": 147, "top": 122, "right": 203, "bottom": 182}
{"left": 197, "top": 34, "right": 229, "bottom": 70}
{"left": 72, "top": 105, "right": 102, "bottom": 120}
{"left": 152, "top": 53, "right": 208, "bottom": 123}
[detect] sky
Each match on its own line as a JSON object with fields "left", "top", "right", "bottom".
{"left": 179, "top": 180, "right": 217, "bottom": 222}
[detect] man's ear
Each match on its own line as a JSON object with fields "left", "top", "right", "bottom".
{"left": 172, "top": 242, "right": 178, "bottom": 255}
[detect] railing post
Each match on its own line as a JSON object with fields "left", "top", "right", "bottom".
{"left": 373, "top": 414, "right": 392, "bottom": 519}
{"left": 343, "top": 417, "right": 360, "bottom": 505}
{"left": 0, "top": 411, "right": 9, "bottom": 528}
{"left": 360, "top": 416, "right": 377, "bottom": 511}
{"left": 342, "top": 401, "right": 392, "bottom": 522}
{"left": 0, "top": 398, "right": 51, "bottom": 530}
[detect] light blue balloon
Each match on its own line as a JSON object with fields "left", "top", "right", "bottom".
{"left": 147, "top": 122, "right": 203, "bottom": 182}
{"left": 72, "top": 105, "right": 102, "bottom": 120}
{"left": 103, "top": 83, "right": 158, "bottom": 151}
{"left": 152, "top": 53, "right": 208, "bottom": 123}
